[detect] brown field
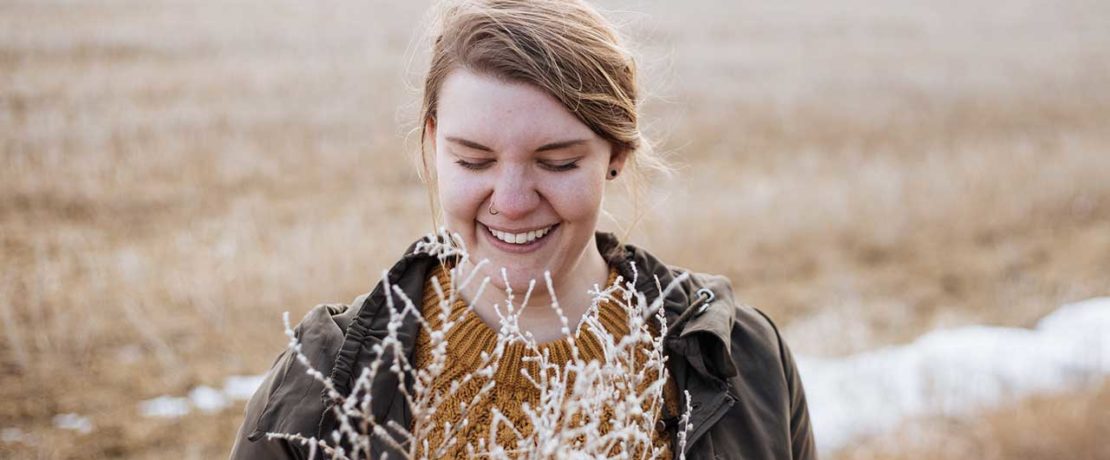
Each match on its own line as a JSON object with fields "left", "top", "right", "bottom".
{"left": 2, "top": 0, "right": 1108, "bottom": 458}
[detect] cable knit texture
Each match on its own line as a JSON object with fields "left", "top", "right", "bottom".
{"left": 412, "top": 260, "right": 677, "bottom": 458}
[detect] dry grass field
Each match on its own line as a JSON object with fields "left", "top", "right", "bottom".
{"left": 2, "top": 0, "right": 1108, "bottom": 458}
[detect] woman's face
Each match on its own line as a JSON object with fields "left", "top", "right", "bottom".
{"left": 429, "top": 68, "right": 624, "bottom": 297}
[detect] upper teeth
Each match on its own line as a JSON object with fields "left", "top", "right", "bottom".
{"left": 489, "top": 225, "right": 553, "bottom": 244}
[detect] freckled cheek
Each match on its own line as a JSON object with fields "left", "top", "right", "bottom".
{"left": 543, "top": 175, "right": 604, "bottom": 220}
{"left": 437, "top": 170, "right": 487, "bottom": 220}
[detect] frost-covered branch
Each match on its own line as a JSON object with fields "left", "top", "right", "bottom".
{"left": 266, "top": 226, "right": 693, "bottom": 459}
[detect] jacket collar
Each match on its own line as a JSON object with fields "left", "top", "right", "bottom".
{"left": 329, "top": 230, "right": 740, "bottom": 451}
{"left": 594, "top": 231, "right": 738, "bottom": 380}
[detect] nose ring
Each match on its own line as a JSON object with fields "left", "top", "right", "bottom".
{"left": 488, "top": 199, "right": 499, "bottom": 215}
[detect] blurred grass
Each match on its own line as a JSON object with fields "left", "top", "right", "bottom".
{"left": 1, "top": 0, "right": 1108, "bottom": 458}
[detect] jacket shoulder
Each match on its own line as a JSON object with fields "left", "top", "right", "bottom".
{"left": 665, "top": 267, "right": 786, "bottom": 379}
{"left": 736, "top": 305, "right": 816, "bottom": 459}
{"left": 678, "top": 268, "right": 782, "bottom": 354}
{"left": 231, "top": 300, "right": 359, "bottom": 457}
{"left": 732, "top": 304, "right": 785, "bottom": 360}
{"left": 686, "top": 271, "right": 817, "bottom": 459}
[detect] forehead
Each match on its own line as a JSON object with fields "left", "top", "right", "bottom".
{"left": 436, "top": 68, "right": 596, "bottom": 146}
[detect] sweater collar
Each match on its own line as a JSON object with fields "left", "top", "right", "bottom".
{"left": 397, "top": 230, "right": 738, "bottom": 380}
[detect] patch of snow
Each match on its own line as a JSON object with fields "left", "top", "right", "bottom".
{"left": 189, "top": 385, "right": 229, "bottom": 413}
{"left": 138, "top": 374, "right": 265, "bottom": 419}
{"left": 1036, "top": 297, "right": 1110, "bottom": 371}
{"left": 797, "top": 297, "right": 1110, "bottom": 453}
{"left": 224, "top": 374, "right": 265, "bottom": 401}
{"left": 52, "top": 413, "right": 93, "bottom": 434}
{"left": 139, "top": 396, "right": 191, "bottom": 418}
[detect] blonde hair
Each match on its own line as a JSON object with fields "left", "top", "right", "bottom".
{"left": 414, "top": 0, "right": 671, "bottom": 241}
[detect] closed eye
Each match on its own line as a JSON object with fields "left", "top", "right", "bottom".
{"left": 541, "top": 160, "right": 580, "bottom": 172}
{"left": 454, "top": 159, "right": 581, "bottom": 172}
{"left": 455, "top": 159, "right": 493, "bottom": 170}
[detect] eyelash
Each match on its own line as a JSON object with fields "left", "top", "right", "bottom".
{"left": 454, "top": 159, "right": 491, "bottom": 170}
{"left": 454, "top": 159, "right": 579, "bottom": 172}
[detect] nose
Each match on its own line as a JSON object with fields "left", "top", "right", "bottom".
{"left": 488, "top": 163, "right": 540, "bottom": 219}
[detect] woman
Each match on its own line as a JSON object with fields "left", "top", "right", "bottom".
{"left": 231, "top": 0, "right": 815, "bottom": 458}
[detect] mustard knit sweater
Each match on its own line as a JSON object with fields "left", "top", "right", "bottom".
{"left": 411, "top": 261, "right": 677, "bottom": 458}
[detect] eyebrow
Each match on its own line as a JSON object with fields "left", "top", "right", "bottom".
{"left": 445, "top": 136, "right": 589, "bottom": 153}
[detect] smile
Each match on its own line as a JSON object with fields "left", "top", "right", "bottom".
{"left": 480, "top": 222, "right": 559, "bottom": 253}
{"left": 489, "top": 225, "right": 554, "bottom": 244}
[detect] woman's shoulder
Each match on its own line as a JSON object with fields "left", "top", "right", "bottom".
{"left": 281, "top": 292, "right": 368, "bottom": 353}
{"left": 665, "top": 264, "right": 779, "bottom": 331}
{"left": 659, "top": 269, "right": 817, "bottom": 460}
{"left": 233, "top": 293, "right": 373, "bottom": 448}
{"left": 704, "top": 275, "right": 787, "bottom": 361}
{"left": 660, "top": 263, "right": 791, "bottom": 377}
{"left": 606, "top": 234, "right": 784, "bottom": 362}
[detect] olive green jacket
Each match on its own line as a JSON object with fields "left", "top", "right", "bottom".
{"left": 230, "top": 231, "right": 816, "bottom": 459}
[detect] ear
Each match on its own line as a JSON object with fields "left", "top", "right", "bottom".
{"left": 424, "top": 117, "right": 437, "bottom": 151}
{"left": 608, "top": 146, "right": 628, "bottom": 175}
{"left": 420, "top": 118, "right": 440, "bottom": 183}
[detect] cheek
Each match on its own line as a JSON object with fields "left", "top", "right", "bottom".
{"left": 544, "top": 173, "right": 605, "bottom": 219}
{"left": 438, "top": 172, "right": 483, "bottom": 218}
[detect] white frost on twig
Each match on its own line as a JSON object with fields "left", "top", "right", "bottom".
{"left": 267, "top": 226, "right": 691, "bottom": 459}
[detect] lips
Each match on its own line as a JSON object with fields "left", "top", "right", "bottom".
{"left": 488, "top": 225, "right": 555, "bottom": 244}
{"left": 479, "top": 222, "right": 559, "bottom": 253}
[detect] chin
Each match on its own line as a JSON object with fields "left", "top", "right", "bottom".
{"left": 484, "top": 261, "right": 544, "bottom": 288}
